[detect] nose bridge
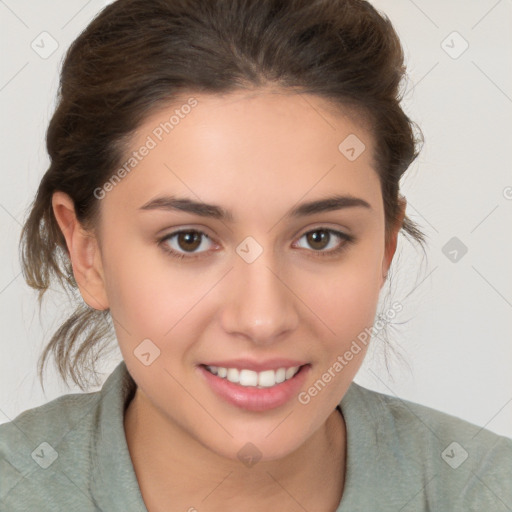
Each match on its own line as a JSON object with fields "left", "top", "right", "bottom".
{"left": 220, "top": 240, "right": 298, "bottom": 343}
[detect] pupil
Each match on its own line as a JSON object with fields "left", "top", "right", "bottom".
{"left": 309, "top": 230, "right": 328, "bottom": 250}
{"left": 179, "top": 231, "right": 201, "bottom": 251}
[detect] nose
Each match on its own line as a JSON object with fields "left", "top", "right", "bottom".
{"left": 219, "top": 248, "right": 299, "bottom": 346}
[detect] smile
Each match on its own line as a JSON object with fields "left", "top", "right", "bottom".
{"left": 198, "top": 363, "right": 311, "bottom": 411}
{"left": 204, "top": 365, "right": 302, "bottom": 388}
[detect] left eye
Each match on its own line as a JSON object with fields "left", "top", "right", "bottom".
{"left": 294, "top": 228, "right": 353, "bottom": 254}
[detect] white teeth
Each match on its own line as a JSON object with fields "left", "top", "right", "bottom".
{"left": 285, "top": 367, "right": 298, "bottom": 380}
{"left": 258, "top": 369, "right": 276, "bottom": 387}
{"left": 227, "top": 368, "right": 239, "bottom": 382}
{"left": 239, "top": 369, "right": 258, "bottom": 386}
{"left": 206, "top": 365, "right": 301, "bottom": 388}
{"left": 275, "top": 368, "right": 286, "bottom": 384}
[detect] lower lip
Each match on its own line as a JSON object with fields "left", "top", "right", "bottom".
{"left": 197, "top": 364, "right": 311, "bottom": 412}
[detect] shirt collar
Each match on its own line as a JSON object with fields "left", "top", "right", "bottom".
{"left": 90, "top": 360, "right": 375, "bottom": 511}
{"left": 90, "top": 360, "right": 147, "bottom": 511}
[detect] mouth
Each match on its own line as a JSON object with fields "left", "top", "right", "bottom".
{"left": 202, "top": 364, "right": 307, "bottom": 389}
{"left": 197, "top": 363, "right": 311, "bottom": 412}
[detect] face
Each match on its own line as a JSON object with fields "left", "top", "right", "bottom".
{"left": 68, "top": 89, "right": 400, "bottom": 462}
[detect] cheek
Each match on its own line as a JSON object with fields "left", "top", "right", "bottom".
{"left": 298, "top": 257, "right": 382, "bottom": 405}
{"left": 101, "top": 239, "right": 173, "bottom": 333}
{"left": 101, "top": 238, "right": 214, "bottom": 355}
{"left": 305, "top": 251, "right": 384, "bottom": 336}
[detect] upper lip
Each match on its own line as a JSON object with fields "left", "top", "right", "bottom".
{"left": 200, "top": 358, "right": 309, "bottom": 372}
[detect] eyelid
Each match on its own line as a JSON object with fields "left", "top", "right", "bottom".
{"left": 158, "top": 227, "right": 218, "bottom": 258}
{"left": 291, "top": 227, "right": 354, "bottom": 255}
{"left": 294, "top": 222, "right": 352, "bottom": 239}
{"left": 158, "top": 224, "right": 355, "bottom": 260}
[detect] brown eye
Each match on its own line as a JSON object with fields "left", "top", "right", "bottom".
{"left": 160, "top": 229, "right": 214, "bottom": 259}
{"left": 176, "top": 231, "right": 202, "bottom": 252}
{"left": 306, "top": 230, "right": 331, "bottom": 250}
{"left": 294, "top": 228, "right": 355, "bottom": 258}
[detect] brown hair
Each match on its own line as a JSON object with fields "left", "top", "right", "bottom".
{"left": 19, "top": 0, "right": 425, "bottom": 392}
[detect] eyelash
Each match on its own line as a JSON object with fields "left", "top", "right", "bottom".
{"left": 158, "top": 228, "right": 355, "bottom": 261}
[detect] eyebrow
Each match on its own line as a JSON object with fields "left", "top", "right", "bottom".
{"left": 138, "top": 194, "right": 372, "bottom": 222}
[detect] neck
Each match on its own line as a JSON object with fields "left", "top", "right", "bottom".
{"left": 124, "top": 389, "right": 346, "bottom": 512}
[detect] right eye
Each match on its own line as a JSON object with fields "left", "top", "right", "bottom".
{"left": 158, "top": 229, "right": 216, "bottom": 260}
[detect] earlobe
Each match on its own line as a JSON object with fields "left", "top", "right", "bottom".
{"left": 51, "top": 191, "right": 109, "bottom": 310}
{"left": 381, "top": 196, "right": 407, "bottom": 286}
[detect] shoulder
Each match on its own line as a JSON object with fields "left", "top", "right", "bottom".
{"left": 0, "top": 361, "right": 140, "bottom": 511}
{"left": 341, "top": 382, "right": 512, "bottom": 510}
{"left": 0, "top": 388, "right": 102, "bottom": 509}
{"left": 0, "top": 388, "right": 101, "bottom": 441}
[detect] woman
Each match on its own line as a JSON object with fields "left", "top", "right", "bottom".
{"left": 1, "top": 0, "right": 511, "bottom": 510}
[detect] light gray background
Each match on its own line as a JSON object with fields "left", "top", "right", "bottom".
{"left": 1, "top": 0, "right": 511, "bottom": 438}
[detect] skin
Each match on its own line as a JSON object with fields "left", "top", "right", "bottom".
{"left": 52, "top": 88, "right": 405, "bottom": 511}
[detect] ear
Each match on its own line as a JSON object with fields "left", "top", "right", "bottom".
{"left": 381, "top": 195, "right": 406, "bottom": 287}
{"left": 52, "top": 191, "right": 109, "bottom": 310}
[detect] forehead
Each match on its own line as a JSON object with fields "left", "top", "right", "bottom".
{"left": 136, "top": 88, "right": 373, "bottom": 156}
{"left": 102, "top": 90, "right": 381, "bottom": 220}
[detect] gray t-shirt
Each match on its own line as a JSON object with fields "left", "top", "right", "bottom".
{"left": 1, "top": 360, "right": 511, "bottom": 511}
